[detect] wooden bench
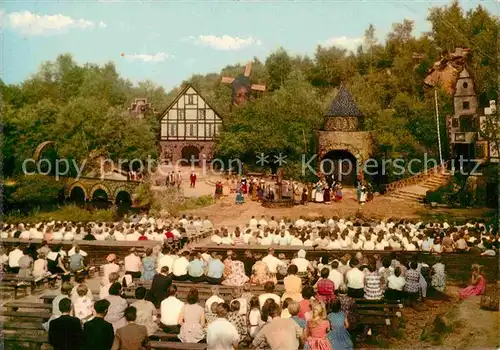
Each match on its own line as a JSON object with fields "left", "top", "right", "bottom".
{"left": 4, "top": 301, "right": 52, "bottom": 312}
{"left": 355, "top": 299, "right": 403, "bottom": 335}
{"left": 1, "top": 274, "right": 57, "bottom": 298}
{"left": 147, "top": 341, "right": 207, "bottom": 349}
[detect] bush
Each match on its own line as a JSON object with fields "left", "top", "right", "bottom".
{"left": 4, "top": 204, "right": 116, "bottom": 224}
{"left": 6, "top": 175, "right": 63, "bottom": 205}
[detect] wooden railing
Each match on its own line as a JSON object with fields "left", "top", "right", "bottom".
{"left": 385, "top": 161, "right": 450, "bottom": 193}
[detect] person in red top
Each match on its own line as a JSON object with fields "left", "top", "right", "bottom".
{"left": 298, "top": 286, "right": 314, "bottom": 319}
{"left": 138, "top": 232, "right": 148, "bottom": 241}
{"left": 190, "top": 172, "right": 197, "bottom": 188}
{"left": 165, "top": 228, "right": 174, "bottom": 239}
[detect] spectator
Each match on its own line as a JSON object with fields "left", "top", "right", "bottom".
{"left": 206, "top": 253, "right": 225, "bottom": 284}
{"left": 336, "top": 284, "right": 359, "bottom": 331}
{"left": 282, "top": 264, "right": 303, "bottom": 302}
{"left": 459, "top": 264, "right": 486, "bottom": 300}
{"left": 49, "top": 298, "right": 83, "bottom": 350}
{"left": 281, "top": 298, "right": 293, "bottom": 318}
{"left": 205, "top": 286, "right": 225, "bottom": 312}
{"left": 258, "top": 282, "right": 281, "bottom": 309}
{"left": 73, "top": 284, "right": 93, "bottom": 323}
{"left": 124, "top": 248, "right": 142, "bottom": 279}
{"left": 385, "top": 267, "right": 406, "bottom": 300}
{"left": 17, "top": 248, "right": 33, "bottom": 278}
{"left": 288, "top": 300, "right": 306, "bottom": 329}
{"left": 188, "top": 252, "right": 206, "bottom": 282}
{"left": 248, "top": 296, "right": 263, "bottom": 338}
{"left": 102, "top": 254, "right": 120, "bottom": 286}
{"left": 404, "top": 262, "right": 421, "bottom": 307}
{"left": 227, "top": 300, "right": 247, "bottom": 341}
{"left": 71, "top": 273, "right": 93, "bottom": 301}
{"left": 430, "top": 256, "right": 447, "bottom": 292}
{"left": 345, "top": 258, "right": 364, "bottom": 298}
{"left": 315, "top": 267, "right": 335, "bottom": 305}
{"left": 206, "top": 303, "right": 239, "bottom": 350}
{"left": 148, "top": 266, "right": 172, "bottom": 308}
{"left": 179, "top": 288, "right": 206, "bottom": 343}
{"left": 105, "top": 282, "right": 128, "bottom": 332}
{"left": 47, "top": 245, "right": 68, "bottom": 275}
{"left": 172, "top": 251, "right": 190, "bottom": 281}
{"left": 304, "top": 301, "right": 333, "bottom": 350}
{"left": 364, "top": 263, "right": 383, "bottom": 300}
{"left": 100, "top": 272, "right": 120, "bottom": 300}
{"left": 8, "top": 243, "right": 23, "bottom": 274}
{"left": 253, "top": 302, "right": 303, "bottom": 350}
{"left": 298, "top": 286, "right": 314, "bottom": 319}
{"left": 83, "top": 299, "right": 115, "bottom": 350}
{"left": 69, "top": 246, "right": 85, "bottom": 273}
{"left": 131, "top": 286, "right": 159, "bottom": 337}
{"left": 327, "top": 261, "right": 344, "bottom": 292}
{"left": 33, "top": 252, "right": 50, "bottom": 279}
{"left": 326, "top": 299, "right": 353, "bottom": 350}
{"left": 160, "top": 285, "right": 184, "bottom": 334}
{"left": 111, "top": 306, "right": 148, "bottom": 350}
{"left": 141, "top": 248, "right": 156, "bottom": 281}
{"left": 222, "top": 253, "right": 250, "bottom": 287}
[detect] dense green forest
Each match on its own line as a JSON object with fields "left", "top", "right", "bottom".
{"left": 2, "top": 1, "right": 498, "bottom": 183}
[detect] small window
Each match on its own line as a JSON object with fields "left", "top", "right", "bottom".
{"left": 475, "top": 143, "right": 485, "bottom": 159}
{"left": 463, "top": 82, "right": 468, "bottom": 89}
{"left": 169, "top": 124, "right": 176, "bottom": 136}
{"left": 198, "top": 109, "right": 206, "bottom": 120}
{"left": 177, "top": 109, "right": 185, "bottom": 119}
{"left": 451, "top": 118, "right": 459, "bottom": 128}
{"left": 463, "top": 101, "right": 470, "bottom": 110}
{"left": 187, "top": 95, "right": 194, "bottom": 105}
{"left": 189, "top": 124, "right": 195, "bottom": 136}
{"left": 207, "top": 124, "right": 213, "bottom": 137}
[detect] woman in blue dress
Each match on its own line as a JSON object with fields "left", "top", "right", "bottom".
{"left": 142, "top": 248, "right": 156, "bottom": 281}
{"left": 235, "top": 188, "right": 244, "bottom": 205}
{"left": 327, "top": 299, "right": 353, "bottom": 350}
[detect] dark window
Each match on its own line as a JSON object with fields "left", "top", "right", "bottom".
{"left": 177, "top": 109, "right": 185, "bottom": 119}
{"left": 207, "top": 124, "right": 213, "bottom": 137}
{"left": 451, "top": 118, "right": 459, "bottom": 128}
{"left": 463, "top": 82, "right": 468, "bottom": 89}
{"left": 463, "top": 101, "right": 470, "bottom": 110}
{"left": 169, "top": 124, "right": 176, "bottom": 136}
{"left": 198, "top": 109, "right": 206, "bottom": 119}
{"left": 475, "top": 143, "right": 485, "bottom": 159}
{"left": 187, "top": 95, "right": 194, "bottom": 104}
{"left": 459, "top": 115, "right": 477, "bottom": 132}
{"left": 189, "top": 124, "right": 195, "bottom": 136}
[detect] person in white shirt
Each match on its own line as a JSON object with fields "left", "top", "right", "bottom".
{"left": 328, "top": 261, "right": 344, "bottom": 289}
{"left": 259, "top": 232, "right": 273, "bottom": 246}
{"left": 124, "top": 248, "right": 142, "bottom": 279}
{"left": 157, "top": 248, "right": 176, "bottom": 273}
{"left": 68, "top": 244, "right": 88, "bottom": 257}
{"left": 363, "top": 239, "right": 375, "bottom": 250}
{"left": 19, "top": 229, "right": 31, "bottom": 240}
{"left": 160, "top": 285, "right": 185, "bottom": 334}
{"left": 211, "top": 231, "right": 222, "bottom": 245}
{"left": 99, "top": 272, "right": 120, "bottom": 300}
{"left": 220, "top": 231, "right": 233, "bottom": 245}
{"left": 171, "top": 251, "right": 190, "bottom": 281}
{"left": 205, "top": 286, "right": 225, "bottom": 312}
{"left": 258, "top": 281, "right": 282, "bottom": 309}
{"left": 345, "top": 258, "right": 365, "bottom": 298}
{"left": 291, "top": 249, "right": 312, "bottom": 274}
{"left": 206, "top": 303, "right": 239, "bottom": 350}
{"left": 8, "top": 245, "right": 23, "bottom": 273}
{"left": 268, "top": 217, "right": 278, "bottom": 230}
{"left": 101, "top": 254, "right": 120, "bottom": 286}
{"left": 249, "top": 216, "right": 258, "bottom": 228}
{"left": 290, "top": 235, "right": 303, "bottom": 246}
{"left": 385, "top": 267, "right": 406, "bottom": 300}
{"left": 262, "top": 249, "right": 285, "bottom": 275}
{"left": 258, "top": 215, "right": 268, "bottom": 228}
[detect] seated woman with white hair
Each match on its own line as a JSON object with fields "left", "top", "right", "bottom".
{"left": 291, "top": 249, "right": 313, "bottom": 278}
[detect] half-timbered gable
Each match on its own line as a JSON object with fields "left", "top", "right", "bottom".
{"left": 159, "top": 85, "right": 223, "bottom": 162}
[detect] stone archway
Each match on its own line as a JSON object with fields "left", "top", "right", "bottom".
{"left": 69, "top": 186, "right": 86, "bottom": 202}
{"left": 89, "top": 184, "right": 111, "bottom": 202}
{"left": 321, "top": 150, "right": 358, "bottom": 186}
{"left": 181, "top": 145, "right": 200, "bottom": 161}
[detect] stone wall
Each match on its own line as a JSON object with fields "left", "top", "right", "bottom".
{"left": 317, "top": 130, "right": 375, "bottom": 175}
{"left": 159, "top": 140, "right": 215, "bottom": 164}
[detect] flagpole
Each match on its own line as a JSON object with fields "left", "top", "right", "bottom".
{"left": 435, "top": 89, "right": 443, "bottom": 165}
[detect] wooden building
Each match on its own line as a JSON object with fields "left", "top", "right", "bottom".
{"left": 159, "top": 84, "right": 223, "bottom": 163}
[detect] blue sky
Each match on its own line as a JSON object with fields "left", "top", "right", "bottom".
{"left": 2, "top": 0, "right": 497, "bottom": 91}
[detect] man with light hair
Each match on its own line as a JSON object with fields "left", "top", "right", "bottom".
{"left": 291, "top": 249, "right": 312, "bottom": 275}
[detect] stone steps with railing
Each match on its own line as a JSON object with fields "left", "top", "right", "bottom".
{"left": 385, "top": 162, "right": 451, "bottom": 203}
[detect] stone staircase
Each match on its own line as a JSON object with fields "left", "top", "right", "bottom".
{"left": 385, "top": 163, "right": 451, "bottom": 203}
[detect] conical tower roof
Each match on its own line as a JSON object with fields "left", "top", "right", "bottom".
{"left": 326, "top": 84, "right": 364, "bottom": 117}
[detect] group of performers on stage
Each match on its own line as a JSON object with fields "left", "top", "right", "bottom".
{"left": 214, "top": 173, "right": 373, "bottom": 205}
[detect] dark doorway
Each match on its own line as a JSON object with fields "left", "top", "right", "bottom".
{"left": 92, "top": 189, "right": 109, "bottom": 202}
{"left": 321, "top": 150, "right": 358, "bottom": 186}
{"left": 69, "top": 187, "right": 86, "bottom": 203}
{"left": 115, "top": 191, "right": 131, "bottom": 205}
{"left": 452, "top": 143, "right": 475, "bottom": 173}
{"left": 182, "top": 146, "right": 200, "bottom": 162}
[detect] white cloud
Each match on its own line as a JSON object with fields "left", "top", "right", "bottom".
{"left": 322, "top": 36, "right": 363, "bottom": 52}
{"left": 5, "top": 11, "right": 106, "bottom": 36}
{"left": 190, "top": 35, "right": 262, "bottom": 51}
{"left": 123, "top": 52, "right": 170, "bottom": 63}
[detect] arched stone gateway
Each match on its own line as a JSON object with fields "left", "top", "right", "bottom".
{"left": 181, "top": 145, "right": 200, "bottom": 161}
{"left": 321, "top": 150, "right": 358, "bottom": 186}
{"left": 69, "top": 186, "right": 86, "bottom": 202}
{"left": 89, "top": 184, "right": 111, "bottom": 202}
{"left": 33, "top": 141, "right": 55, "bottom": 161}
{"left": 115, "top": 191, "right": 132, "bottom": 205}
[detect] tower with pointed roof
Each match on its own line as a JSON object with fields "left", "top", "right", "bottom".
{"left": 317, "top": 84, "right": 374, "bottom": 185}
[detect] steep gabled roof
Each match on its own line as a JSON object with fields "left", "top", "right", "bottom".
{"left": 326, "top": 84, "right": 364, "bottom": 117}
{"left": 159, "top": 84, "right": 222, "bottom": 121}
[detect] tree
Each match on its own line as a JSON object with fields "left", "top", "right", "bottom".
{"left": 265, "top": 48, "right": 293, "bottom": 91}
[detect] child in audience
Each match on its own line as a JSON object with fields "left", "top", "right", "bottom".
{"left": 227, "top": 300, "right": 247, "bottom": 342}
{"left": 204, "top": 301, "right": 219, "bottom": 330}
{"left": 248, "top": 296, "right": 263, "bottom": 338}
{"left": 73, "top": 284, "right": 93, "bottom": 323}
{"left": 33, "top": 252, "right": 50, "bottom": 279}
